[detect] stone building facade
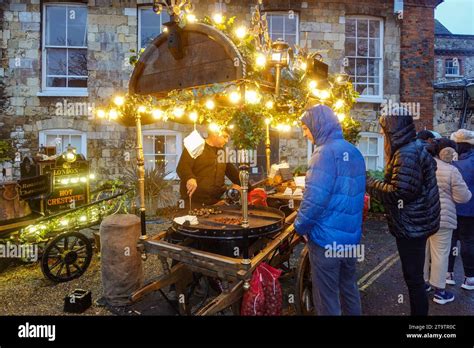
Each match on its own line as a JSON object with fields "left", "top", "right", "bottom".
{"left": 433, "top": 20, "right": 474, "bottom": 135}
{"left": 0, "top": 0, "right": 442, "bottom": 182}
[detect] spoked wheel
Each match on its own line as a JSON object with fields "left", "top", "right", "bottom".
{"left": 41, "top": 232, "right": 93, "bottom": 282}
{"left": 295, "top": 244, "right": 315, "bottom": 315}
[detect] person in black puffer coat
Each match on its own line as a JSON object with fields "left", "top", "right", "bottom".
{"left": 366, "top": 109, "right": 440, "bottom": 316}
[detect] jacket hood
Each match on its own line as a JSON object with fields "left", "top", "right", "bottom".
{"left": 301, "top": 105, "right": 343, "bottom": 146}
{"left": 379, "top": 115, "right": 416, "bottom": 159}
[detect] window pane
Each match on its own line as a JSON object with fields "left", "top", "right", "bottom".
{"left": 271, "top": 15, "right": 284, "bottom": 34}
{"left": 356, "top": 84, "right": 368, "bottom": 95}
{"left": 368, "top": 137, "right": 378, "bottom": 155}
{"left": 155, "top": 155, "right": 166, "bottom": 172}
{"left": 285, "top": 16, "right": 297, "bottom": 33}
{"left": 346, "top": 19, "right": 356, "bottom": 37}
{"left": 357, "top": 39, "right": 369, "bottom": 57}
{"left": 144, "top": 155, "right": 155, "bottom": 170}
{"left": 357, "top": 20, "right": 368, "bottom": 38}
{"left": 68, "top": 49, "right": 87, "bottom": 76}
{"left": 347, "top": 58, "right": 356, "bottom": 77}
{"left": 143, "top": 135, "right": 154, "bottom": 154}
{"left": 368, "top": 59, "right": 380, "bottom": 77}
{"left": 155, "top": 136, "right": 165, "bottom": 155}
{"left": 68, "top": 78, "right": 87, "bottom": 88}
{"left": 369, "top": 20, "right": 380, "bottom": 38}
{"left": 46, "top": 6, "right": 66, "bottom": 46}
{"left": 69, "top": 135, "right": 82, "bottom": 153}
{"left": 47, "top": 77, "right": 67, "bottom": 87}
{"left": 165, "top": 155, "right": 177, "bottom": 174}
{"left": 345, "top": 38, "right": 356, "bottom": 56}
{"left": 165, "top": 135, "right": 177, "bottom": 154}
{"left": 140, "top": 9, "right": 169, "bottom": 48}
{"left": 67, "top": 6, "right": 87, "bottom": 47}
{"left": 369, "top": 39, "right": 380, "bottom": 58}
{"left": 358, "top": 137, "right": 368, "bottom": 154}
{"left": 366, "top": 157, "right": 377, "bottom": 171}
{"left": 356, "top": 59, "right": 368, "bottom": 77}
{"left": 47, "top": 48, "right": 67, "bottom": 75}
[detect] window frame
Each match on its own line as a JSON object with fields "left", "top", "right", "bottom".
{"left": 345, "top": 16, "right": 384, "bottom": 103}
{"left": 142, "top": 129, "right": 182, "bottom": 180}
{"left": 39, "top": 129, "right": 88, "bottom": 157}
{"left": 357, "top": 132, "right": 384, "bottom": 171}
{"left": 445, "top": 58, "right": 462, "bottom": 77}
{"left": 265, "top": 11, "right": 300, "bottom": 47}
{"left": 41, "top": 3, "right": 88, "bottom": 96}
{"left": 137, "top": 7, "right": 170, "bottom": 51}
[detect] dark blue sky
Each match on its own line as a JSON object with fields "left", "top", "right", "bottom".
{"left": 435, "top": 0, "right": 474, "bottom": 35}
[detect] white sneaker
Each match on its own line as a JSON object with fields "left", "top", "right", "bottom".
{"left": 461, "top": 277, "right": 474, "bottom": 290}
{"left": 446, "top": 272, "right": 456, "bottom": 286}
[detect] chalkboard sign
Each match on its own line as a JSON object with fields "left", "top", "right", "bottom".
{"left": 18, "top": 174, "right": 50, "bottom": 199}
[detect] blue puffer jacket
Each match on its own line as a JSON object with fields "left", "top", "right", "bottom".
{"left": 294, "top": 105, "right": 366, "bottom": 248}
{"left": 453, "top": 149, "right": 474, "bottom": 217}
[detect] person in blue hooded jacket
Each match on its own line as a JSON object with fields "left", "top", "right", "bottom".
{"left": 294, "top": 105, "right": 366, "bottom": 316}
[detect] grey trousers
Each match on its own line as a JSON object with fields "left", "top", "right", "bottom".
{"left": 308, "top": 241, "right": 362, "bottom": 316}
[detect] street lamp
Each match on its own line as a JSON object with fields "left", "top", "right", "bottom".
{"left": 269, "top": 39, "right": 290, "bottom": 96}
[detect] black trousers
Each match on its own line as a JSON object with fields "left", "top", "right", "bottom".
{"left": 396, "top": 236, "right": 429, "bottom": 316}
{"left": 448, "top": 216, "right": 474, "bottom": 277}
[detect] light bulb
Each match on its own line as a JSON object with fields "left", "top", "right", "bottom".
{"left": 212, "top": 13, "right": 223, "bottom": 24}
{"left": 71, "top": 177, "right": 79, "bottom": 184}
{"left": 114, "top": 96, "right": 124, "bottom": 106}
{"left": 319, "top": 90, "right": 330, "bottom": 100}
{"left": 235, "top": 26, "right": 247, "bottom": 39}
{"left": 97, "top": 109, "right": 106, "bottom": 119}
{"left": 229, "top": 91, "right": 241, "bottom": 104}
{"left": 337, "top": 113, "right": 346, "bottom": 122}
{"left": 205, "top": 99, "right": 216, "bottom": 110}
{"left": 109, "top": 109, "right": 118, "bottom": 120}
{"left": 89, "top": 173, "right": 96, "bottom": 180}
{"left": 309, "top": 80, "right": 317, "bottom": 89}
{"left": 137, "top": 105, "right": 146, "bottom": 113}
{"left": 335, "top": 99, "right": 345, "bottom": 110}
{"left": 173, "top": 107, "right": 185, "bottom": 118}
{"left": 265, "top": 118, "right": 272, "bottom": 126}
{"left": 228, "top": 124, "right": 235, "bottom": 130}
{"left": 187, "top": 14, "right": 197, "bottom": 23}
{"left": 209, "top": 123, "right": 220, "bottom": 133}
{"left": 256, "top": 53, "right": 267, "bottom": 68}
{"left": 245, "top": 90, "right": 260, "bottom": 104}
{"left": 189, "top": 111, "right": 198, "bottom": 123}
{"left": 61, "top": 220, "right": 69, "bottom": 226}
{"left": 80, "top": 216, "right": 87, "bottom": 222}
{"left": 152, "top": 109, "right": 164, "bottom": 119}
{"left": 265, "top": 100, "right": 274, "bottom": 109}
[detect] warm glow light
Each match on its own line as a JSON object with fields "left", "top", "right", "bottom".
{"left": 312, "top": 89, "right": 320, "bottom": 98}
{"left": 80, "top": 215, "right": 87, "bottom": 222}
{"left": 209, "top": 123, "right": 221, "bottom": 133}
{"left": 109, "top": 109, "right": 118, "bottom": 120}
{"left": 80, "top": 177, "right": 87, "bottom": 183}
{"left": 97, "top": 109, "right": 106, "bottom": 119}
{"left": 189, "top": 111, "right": 198, "bottom": 123}
{"left": 60, "top": 178, "right": 69, "bottom": 185}
{"left": 336, "top": 75, "right": 344, "bottom": 83}
{"left": 334, "top": 99, "right": 345, "bottom": 110}
{"left": 187, "top": 14, "right": 197, "bottom": 23}
{"left": 256, "top": 53, "right": 267, "bottom": 68}
{"left": 71, "top": 177, "right": 79, "bottom": 184}
{"left": 137, "top": 105, "right": 146, "bottom": 113}
{"left": 265, "top": 100, "right": 274, "bottom": 109}
{"left": 309, "top": 80, "right": 318, "bottom": 89}
{"left": 229, "top": 91, "right": 241, "bottom": 104}
{"left": 173, "top": 107, "right": 185, "bottom": 118}
{"left": 319, "top": 90, "right": 330, "bottom": 100}
{"left": 89, "top": 173, "right": 96, "bottom": 180}
{"left": 113, "top": 96, "right": 125, "bottom": 106}
{"left": 235, "top": 26, "right": 247, "bottom": 39}
{"left": 212, "top": 13, "right": 223, "bottom": 24}
{"left": 152, "top": 109, "right": 164, "bottom": 119}
{"left": 205, "top": 99, "right": 216, "bottom": 110}
{"left": 245, "top": 90, "right": 260, "bottom": 104}
{"left": 265, "top": 118, "right": 272, "bottom": 126}
{"left": 228, "top": 124, "right": 235, "bottom": 130}
{"left": 163, "top": 26, "right": 169, "bottom": 33}
{"left": 337, "top": 113, "right": 346, "bottom": 122}
{"left": 299, "top": 61, "right": 308, "bottom": 71}
{"left": 61, "top": 220, "right": 69, "bottom": 226}
{"left": 283, "top": 124, "right": 291, "bottom": 132}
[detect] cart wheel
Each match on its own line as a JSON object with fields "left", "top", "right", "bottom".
{"left": 295, "top": 244, "right": 314, "bottom": 315}
{"left": 41, "top": 232, "right": 92, "bottom": 283}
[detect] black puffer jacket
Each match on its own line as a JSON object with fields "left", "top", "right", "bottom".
{"left": 366, "top": 115, "right": 440, "bottom": 239}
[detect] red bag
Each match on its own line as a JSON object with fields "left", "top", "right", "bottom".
{"left": 249, "top": 188, "right": 268, "bottom": 207}
{"left": 363, "top": 194, "right": 370, "bottom": 222}
{"left": 241, "top": 263, "right": 283, "bottom": 316}
{"left": 260, "top": 263, "right": 283, "bottom": 316}
{"left": 241, "top": 268, "right": 265, "bottom": 316}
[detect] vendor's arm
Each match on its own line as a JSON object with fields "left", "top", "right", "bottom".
{"left": 294, "top": 146, "right": 336, "bottom": 236}
{"left": 225, "top": 163, "right": 241, "bottom": 186}
{"left": 366, "top": 150, "right": 422, "bottom": 205}
{"left": 177, "top": 148, "right": 198, "bottom": 196}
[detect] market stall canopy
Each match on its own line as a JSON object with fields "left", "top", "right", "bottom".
{"left": 129, "top": 22, "right": 245, "bottom": 95}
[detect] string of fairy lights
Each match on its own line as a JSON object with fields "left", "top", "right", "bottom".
{"left": 95, "top": 1, "right": 361, "bottom": 149}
